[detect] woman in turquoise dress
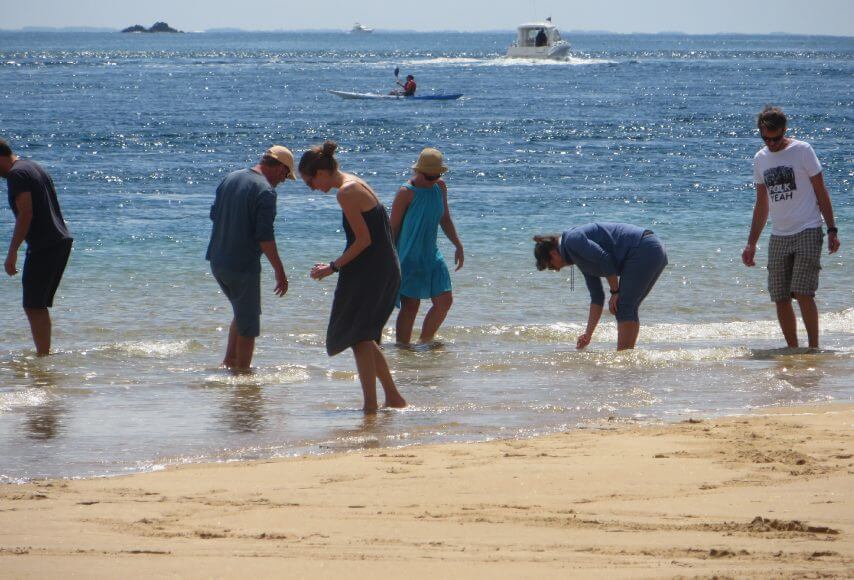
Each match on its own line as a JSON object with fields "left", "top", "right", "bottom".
{"left": 390, "top": 148, "right": 464, "bottom": 345}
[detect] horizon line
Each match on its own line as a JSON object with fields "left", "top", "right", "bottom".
{"left": 1, "top": 27, "right": 852, "bottom": 38}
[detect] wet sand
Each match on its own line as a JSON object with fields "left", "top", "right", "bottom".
{"left": 2, "top": 403, "right": 852, "bottom": 578}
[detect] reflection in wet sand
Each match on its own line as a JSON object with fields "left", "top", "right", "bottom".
{"left": 747, "top": 347, "right": 839, "bottom": 360}
{"left": 226, "top": 385, "right": 266, "bottom": 433}
{"left": 772, "top": 358, "right": 825, "bottom": 392}
{"left": 26, "top": 401, "right": 63, "bottom": 440}
{"left": 318, "top": 411, "right": 400, "bottom": 453}
{"left": 10, "top": 360, "right": 68, "bottom": 441}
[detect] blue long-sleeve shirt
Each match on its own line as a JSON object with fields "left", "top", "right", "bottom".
{"left": 206, "top": 168, "right": 277, "bottom": 273}
{"left": 558, "top": 222, "right": 646, "bottom": 305}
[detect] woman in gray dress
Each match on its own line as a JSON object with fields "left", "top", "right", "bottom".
{"left": 299, "top": 141, "right": 406, "bottom": 413}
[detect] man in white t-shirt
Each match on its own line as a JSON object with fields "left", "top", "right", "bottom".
{"left": 742, "top": 106, "right": 840, "bottom": 348}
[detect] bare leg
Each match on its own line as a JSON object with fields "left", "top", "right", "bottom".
{"left": 775, "top": 299, "right": 799, "bottom": 348}
{"left": 794, "top": 293, "right": 819, "bottom": 349}
{"left": 222, "top": 320, "right": 238, "bottom": 368}
{"left": 419, "top": 292, "right": 453, "bottom": 344}
{"left": 396, "top": 297, "right": 420, "bottom": 344}
{"left": 616, "top": 320, "right": 640, "bottom": 350}
{"left": 371, "top": 342, "right": 406, "bottom": 408}
{"left": 24, "top": 308, "right": 51, "bottom": 356}
{"left": 234, "top": 335, "right": 255, "bottom": 371}
{"left": 352, "top": 341, "right": 379, "bottom": 413}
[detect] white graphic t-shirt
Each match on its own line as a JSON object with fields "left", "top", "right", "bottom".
{"left": 753, "top": 139, "right": 823, "bottom": 236}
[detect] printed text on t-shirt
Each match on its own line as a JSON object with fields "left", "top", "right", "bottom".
{"left": 763, "top": 166, "right": 796, "bottom": 202}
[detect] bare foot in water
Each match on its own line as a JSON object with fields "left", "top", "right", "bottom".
{"left": 414, "top": 340, "right": 444, "bottom": 351}
{"left": 384, "top": 394, "right": 407, "bottom": 408}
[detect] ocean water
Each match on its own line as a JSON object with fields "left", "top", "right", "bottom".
{"left": 0, "top": 31, "right": 851, "bottom": 482}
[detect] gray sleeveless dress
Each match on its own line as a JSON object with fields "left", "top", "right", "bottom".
{"left": 326, "top": 203, "right": 401, "bottom": 356}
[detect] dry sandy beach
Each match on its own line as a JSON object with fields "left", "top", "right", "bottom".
{"left": 2, "top": 404, "right": 852, "bottom": 579}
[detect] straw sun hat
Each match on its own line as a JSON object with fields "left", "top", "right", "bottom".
{"left": 412, "top": 147, "right": 448, "bottom": 175}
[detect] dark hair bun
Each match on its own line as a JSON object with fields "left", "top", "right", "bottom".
{"left": 321, "top": 140, "right": 338, "bottom": 157}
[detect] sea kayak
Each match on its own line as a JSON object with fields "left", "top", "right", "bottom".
{"left": 328, "top": 90, "right": 463, "bottom": 101}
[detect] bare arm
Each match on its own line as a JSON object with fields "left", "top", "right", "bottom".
{"left": 576, "top": 303, "right": 604, "bottom": 350}
{"left": 311, "top": 185, "right": 374, "bottom": 280}
{"left": 437, "top": 181, "right": 464, "bottom": 271}
{"left": 389, "top": 187, "right": 413, "bottom": 243}
{"left": 810, "top": 172, "right": 840, "bottom": 254}
{"left": 259, "top": 240, "right": 287, "bottom": 296}
{"left": 5, "top": 191, "right": 33, "bottom": 276}
{"left": 742, "top": 184, "right": 769, "bottom": 267}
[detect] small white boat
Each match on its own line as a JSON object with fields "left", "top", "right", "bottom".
{"left": 350, "top": 22, "right": 373, "bottom": 34}
{"left": 505, "top": 18, "right": 570, "bottom": 59}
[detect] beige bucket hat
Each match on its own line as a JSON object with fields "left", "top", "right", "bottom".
{"left": 412, "top": 147, "right": 448, "bottom": 175}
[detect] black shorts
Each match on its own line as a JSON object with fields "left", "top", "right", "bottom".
{"left": 22, "top": 239, "right": 72, "bottom": 309}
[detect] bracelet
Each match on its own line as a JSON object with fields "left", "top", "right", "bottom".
{"left": 609, "top": 288, "right": 619, "bottom": 295}
{"left": 827, "top": 227, "right": 838, "bottom": 235}
{"left": 329, "top": 261, "right": 339, "bottom": 273}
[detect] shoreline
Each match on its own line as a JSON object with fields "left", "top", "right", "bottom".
{"left": 7, "top": 395, "right": 851, "bottom": 484}
{"left": 2, "top": 402, "right": 853, "bottom": 578}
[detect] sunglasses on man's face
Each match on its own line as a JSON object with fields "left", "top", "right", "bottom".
{"left": 422, "top": 173, "right": 440, "bottom": 181}
{"left": 761, "top": 132, "right": 785, "bottom": 144}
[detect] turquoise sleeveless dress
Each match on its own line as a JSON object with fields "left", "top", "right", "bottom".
{"left": 396, "top": 182, "right": 452, "bottom": 301}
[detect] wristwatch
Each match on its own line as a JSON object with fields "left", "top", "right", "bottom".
{"left": 329, "top": 260, "right": 339, "bottom": 272}
{"left": 609, "top": 288, "right": 619, "bottom": 295}
{"left": 827, "top": 227, "right": 838, "bottom": 235}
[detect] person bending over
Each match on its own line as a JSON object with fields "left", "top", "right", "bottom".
{"left": 1, "top": 138, "right": 73, "bottom": 355}
{"left": 534, "top": 222, "right": 667, "bottom": 350}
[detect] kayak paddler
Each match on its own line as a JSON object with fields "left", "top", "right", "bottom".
{"left": 394, "top": 74, "right": 416, "bottom": 97}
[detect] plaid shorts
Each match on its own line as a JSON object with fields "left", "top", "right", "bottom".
{"left": 767, "top": 227, "right": 823, "bottom": 302}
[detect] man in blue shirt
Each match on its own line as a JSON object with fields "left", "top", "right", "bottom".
{"left": 534, "top": 222, "right": 668, "bottom": 350}
{"left": 206, "top": 146, "right": 294, "bottom": 370}
{"left": 1, "top": 138, "right": 73, "bottom": 356}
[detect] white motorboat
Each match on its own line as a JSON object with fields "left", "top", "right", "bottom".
{"left": 350, "top": 22, "right": 374, "bottom": 34}
{"left": 505, "top": 18, "right": 570, "bottom": 59}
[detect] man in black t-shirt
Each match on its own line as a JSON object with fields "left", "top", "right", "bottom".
{"left": 1, "top": 138, "right": 73, "bottom": 355}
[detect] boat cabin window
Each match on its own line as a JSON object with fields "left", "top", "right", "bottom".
{"left": 517, "top": 27, "right": 553, "bottom": 47}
